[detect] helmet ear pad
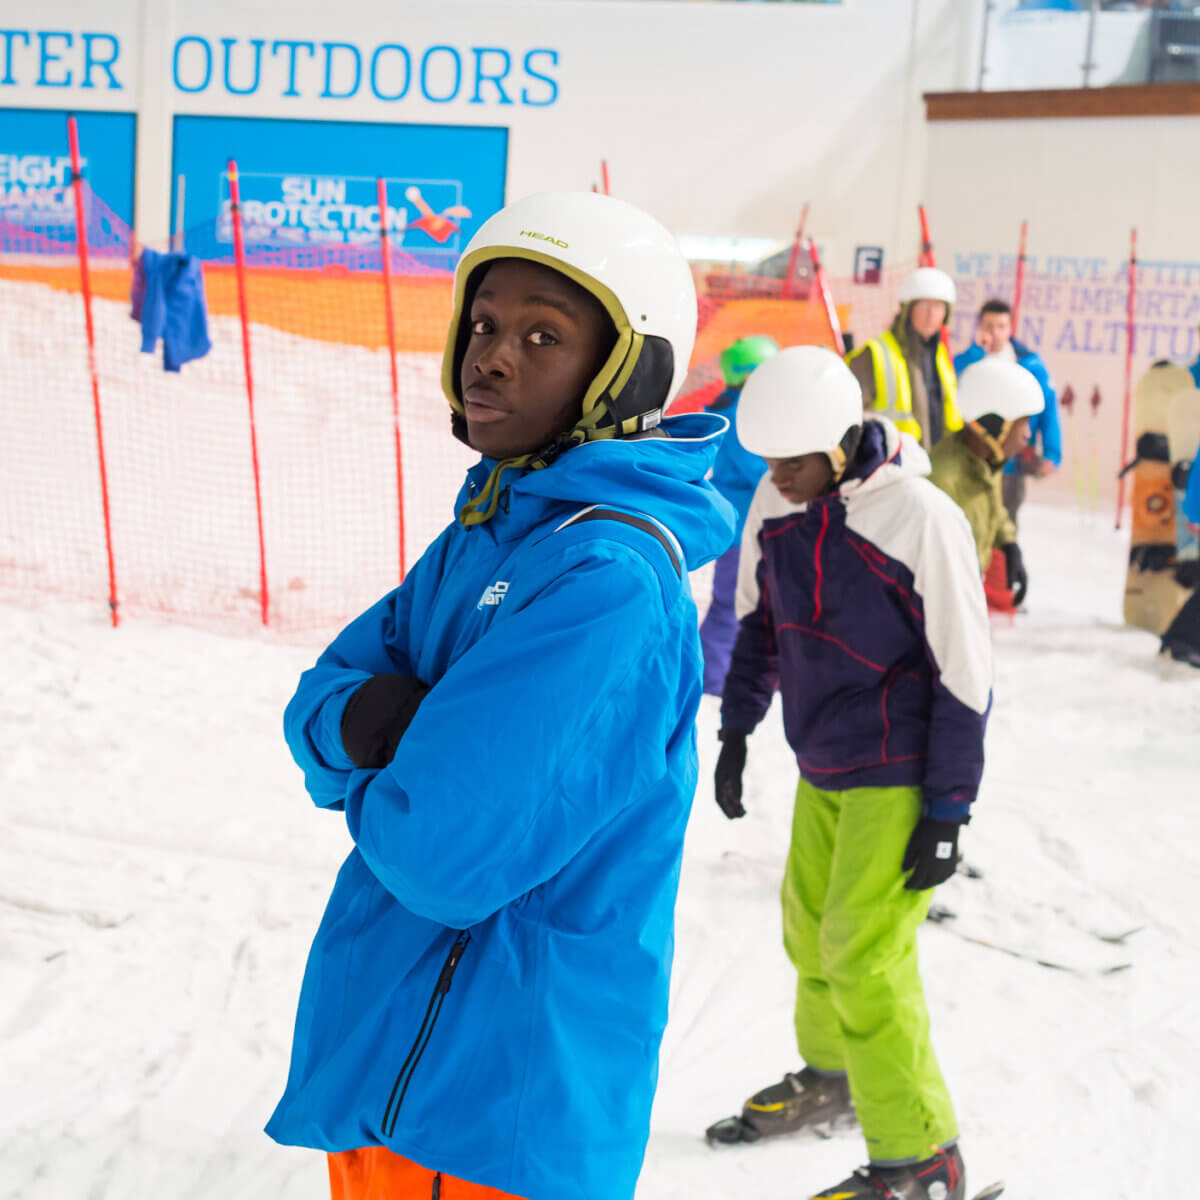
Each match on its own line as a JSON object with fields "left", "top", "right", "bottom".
{"left": 827, "top": 422, "right": 863, "bottom": 483}
{"left": 602, "top": 334, "right": 675, "bottom": 432}
{"left": 977, "top": 413, "right": 1006, "bottom": 439}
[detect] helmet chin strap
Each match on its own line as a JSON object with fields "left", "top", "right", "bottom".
{"left": 457, "top": 403, "right": 615, "bottom": 527}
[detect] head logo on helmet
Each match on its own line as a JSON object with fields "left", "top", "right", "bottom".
{"left": 520, "top": 230, "right": 569, "bottom": 249}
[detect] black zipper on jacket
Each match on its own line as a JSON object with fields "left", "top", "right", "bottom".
{"left": 382, "top": 930, "right": 471, "bottom": 1136}
{"left": 432, "top": 1173, "right": 442, "bottom": 1199}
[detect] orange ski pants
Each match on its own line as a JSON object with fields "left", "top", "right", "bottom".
{"left": 328, "top": 1146, "right": 524, "bottom": 1199}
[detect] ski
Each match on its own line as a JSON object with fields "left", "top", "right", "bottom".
{"left": 970, "top": 1185, "right": 1005, "bottom": 1200}
{"left": 926, "top": 907, "right": 1133, "bottom": 975}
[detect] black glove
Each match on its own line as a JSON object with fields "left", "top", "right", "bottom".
{"left": 714, "top": 730, "right": 748, "bottom": 820}
{"left": 1001, "top": 542, "right": 1028, "bottom": 607}
{"left": 1174, "top": 559, "right": 1200, "bottom": 590}
{"left": 340, "top": 673, "right": 430, "bottom": 769}
{"left": 902, "top": 818, "right": 961, "bottom": 891}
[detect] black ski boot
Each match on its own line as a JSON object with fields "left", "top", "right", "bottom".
{"left": 705, "top": 1067, "right": 855, "bottom": 1145}
{"left": 809, "top": 1143, "right": 967, "bottom": 1199}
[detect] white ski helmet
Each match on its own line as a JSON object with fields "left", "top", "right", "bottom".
{"left": 737, "top": 346, "right": 864, "bottom": 464}
{"left": 956, "top": 357, "right": 1044, "bottom": 423}
{"left": 897, "top": 267, "right": 957, "bottom": 308}
{"left": 442, "top": 191, "right": 697, "bottom": 437}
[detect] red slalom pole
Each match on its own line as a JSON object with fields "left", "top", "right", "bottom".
{"left": 600, "top": 159, "right": 611, "bottom": 196}
{"left": 227, "top": 160, "right": 270, "bottom": 626}
{"left": 1011, "top": 219, "right": 1029, "bottom": 333}
{"left": 807, "top": 237, "right": 845, "bottom": 356}
{"left": 1115, "top": 227, "right": 1137, "bottom": 530}
{"left": 918, "top": 203, "right": 935, "bottom": 268}
{"left": 782, "top": 203, "right": 810, "bottom": 300}
{"left": 377, "top": 178, "right": 406, "bottom": 581}
{"left": 68, "top": 115, "right": 119, "bottom": 627}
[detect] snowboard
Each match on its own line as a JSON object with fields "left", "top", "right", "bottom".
{"left": 1123, "top": 363, "right": 1192, "bottom": 633}
{"left": 1167, "top": 385, "right": 1200, "bottom": 591}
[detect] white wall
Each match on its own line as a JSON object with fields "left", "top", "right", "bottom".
{"left": 928, "top": 112, "right": 1200, "bottom": 506}
{"left": 0, "top": 0, "right": 978, "bottom": 274}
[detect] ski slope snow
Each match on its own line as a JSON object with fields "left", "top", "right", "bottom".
{"left": 1, "top": 504, "right": 1196, "bottom": 1199}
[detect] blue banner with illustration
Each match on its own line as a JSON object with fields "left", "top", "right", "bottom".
{"left": 171, "top": 114, "right": 507, "bottom": 268}
{"left": 0, "top": 108, "right": 136, "bottom": 252}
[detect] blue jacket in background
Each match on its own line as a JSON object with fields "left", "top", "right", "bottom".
{"left": 1186, "top": 448, "right": 1200, "bottom": 526}
{"left": 267, "top": 413, "right": 735, "bottom": 1200}
{"left": 955, "top": 340, "right": 1061, "bottom": 472}
{"left": 705, "top": 387, "right": 767, "bottom": 540}
{"left": 132, "top": 247, "right": 212, "bottom": 372}
{"left": 724, "top": 419, "right": 993, "bottom": 823}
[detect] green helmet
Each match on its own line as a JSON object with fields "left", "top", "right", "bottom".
{"left": 720, "top": 335, "right": 779, "bottom": 389}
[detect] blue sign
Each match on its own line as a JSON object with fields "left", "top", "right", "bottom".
{"left": 0, "top": 107, "right": 136, "bottom": 235}
{"left": 171, "top": 114, "right": 507, "bottom": 262}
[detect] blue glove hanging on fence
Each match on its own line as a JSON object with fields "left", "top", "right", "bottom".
{"left": 131, "top": 247, "right": 212, "bottom": 372}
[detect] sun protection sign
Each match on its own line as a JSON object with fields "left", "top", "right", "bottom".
{"left": 0, "top": 108, "right": 136, "bottom": 240}
{"left": 171, "top": 114, "right": 507, "bottom": 262}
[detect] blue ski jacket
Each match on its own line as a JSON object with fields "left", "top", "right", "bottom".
{"left": 954, "top": 340, "right": 1061, "bottom": 472}
{"left": 1186, "top": 445, "right": 1200, "bottom": 526}
{"left": 722, "top": 419, "right": 992, "bottom": 823}
{"left": 705, "top": 388, "right": 767, "bottom": 541}
{"left": 132, "top": 247, "right": 212, "bottom": 372}
{"left": 267, "top": 413, "right": 735, "bottom": 1200}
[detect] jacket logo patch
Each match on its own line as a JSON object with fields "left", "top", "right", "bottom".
{"left": 477, "top": 580, "right": 510, "bottom": 609}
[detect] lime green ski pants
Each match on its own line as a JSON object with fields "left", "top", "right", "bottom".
{"left": 782, "top": 779, "right": 958, "bottom": 1164}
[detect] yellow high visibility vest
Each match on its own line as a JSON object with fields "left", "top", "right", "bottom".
{"left": 848, "top": 331, "right": 962, "bottom": 444}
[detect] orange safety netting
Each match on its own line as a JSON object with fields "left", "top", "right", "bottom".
{"left": 1, "top": 184, "right": 919, "bottom": 634}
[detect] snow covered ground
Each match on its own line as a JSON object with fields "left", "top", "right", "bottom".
{"left": 1, "top": 503, "right": 1196, "bottom": 1200}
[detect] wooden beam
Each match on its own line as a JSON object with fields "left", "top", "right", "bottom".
{"left": 925, "top": 83, "right": 1200, "bottom": 122}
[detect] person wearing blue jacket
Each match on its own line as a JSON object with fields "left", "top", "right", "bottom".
{"left": 954, "top": 298, "right": 1060, "bottom": 530}
{"left": 699, "top": 335, "right": 777, "bottom": 694}
{"left": 705, "top": 348, "right": 992, "bottom": 1200}
{"left": 1161, "top": 442, "right": 1200, "bottom": 667}
{"left": 267, "top": 191, "right": 735, "bottom": 1200}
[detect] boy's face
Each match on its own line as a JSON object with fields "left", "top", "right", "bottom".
{"left": 1001, "top": 416, "right": 1031, "bottom": 458}
{"left": 764, "top": 453, "right": 835, "bottom": 506}
{"left": 460, "top": 259, "right": 615, "bottom": 459}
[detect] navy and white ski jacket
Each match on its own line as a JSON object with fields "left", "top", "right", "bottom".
{"left": 722, "top": 418, "right": 992, "bottom": 822}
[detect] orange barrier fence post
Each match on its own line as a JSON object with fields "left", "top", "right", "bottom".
{"left": 781, "top": 203, "right": 810, "bottom": 301}
{"left": 917, "top": 203, "right": 950, "bottom": 349}
{"left": 918, "top": 203, "right": 935, "bottom": 268}
{"left": 227, "top": 159, "right": 270, "bottom": 626}
{"left": 600, "top": 159, "right": 611, "bottom": 196}
{"left": 67, "top": 115, "right": 120, "bottom": 628}
{"left": 1115, "top": 227, "right": 1137, "bottom": 530}
{"left": 377, "top": 177, "right": 407, "bottom": 581}
{"left": 807, "top": 237, "right": 845, "bottom": 356}
{"left": 1011, "top": 219, "right": 1029, "bottom": 333}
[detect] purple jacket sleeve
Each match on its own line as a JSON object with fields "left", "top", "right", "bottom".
{"left": 720, "top": 527, "right": 778, "bottom": 734}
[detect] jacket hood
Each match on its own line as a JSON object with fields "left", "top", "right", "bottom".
{"left": 839, "top": 416, "right": 931, "bottom": 501}
{"left": 460, "top": 411, "right": 737, "bottom": 571}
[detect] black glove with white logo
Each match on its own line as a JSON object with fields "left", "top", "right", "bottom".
{"left": 902, "top": 818, "right": 961, "bottom": 891}
{"left": 714, "top": 730, "right": 748, "bottom": 820}
{"left": 1001, "top": 542, "right": 1028, "bottom": 607}
{"left": 341, "top": 674, "right": 430, "bottom": 770}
